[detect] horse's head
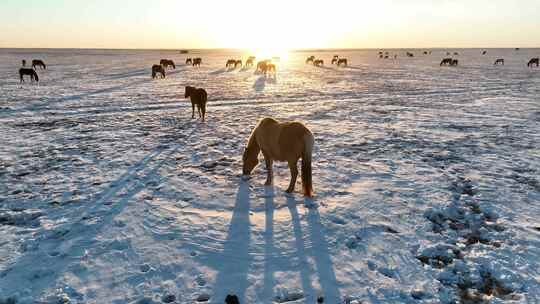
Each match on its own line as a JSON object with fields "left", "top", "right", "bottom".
{"left": 242, "top": 147, "right": 259, "bottom": 175}
{"left": 185, "top": 86, "right": 193, "bottom": 98}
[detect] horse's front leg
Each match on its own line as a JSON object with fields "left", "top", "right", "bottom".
{"left": 262, "top": 152, "right": 273, "bottom": 185}
{"left": 286, "top": 159, "right": 298, "bottom": 193}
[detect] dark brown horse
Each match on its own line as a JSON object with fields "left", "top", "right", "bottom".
{"left": 19, "top": 68, "right": 39, "bottom": 83}
{"left": 192, "top": 58, "right": 202, "bottom": 67}
{"left": 313, "top": 59, "right": 324, "bottom": 66}
{"left": 152, "top": 64, "right": 166, "bottom": 79}
{"left": 186, "top": 58, "right": 192, "bottom": 64}
{"left": 185, "top": 86, "right": 208, "bottom": 121}
{"left": 235, "top": 60, "right": 243, "bottom": 68}
{"left": 406, "top": 52, "right": 414, "bottom": 57}
{"left": 440, "top": 58, "right": 453, "bottom": 66}
{"left": 226, "top": 59, "right": 236, "bottom": 68}
{"left": 160, "top": 59, "right": 176, "bottom": 69}
{"left": 32, "top": 59, "right": 46, "bottom": 69}
{"left": 305, "top": 56, "right": 315, "bottom": 64}
{"left": 494, "top": 59, "right": 504, "bottom": 65}
{"left": 337, "top": 58, "right": 348, "bottom": 66}
{"left": 528, "top": 58, "right": 539, "bottom": 67}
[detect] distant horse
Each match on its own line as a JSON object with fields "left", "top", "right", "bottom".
{"left": 379, "top": 54, "right": 384, "bottom": 59}
{"left": 256, "top": 61, "right": 268, "bottom": 73}
{"left": 160, "top": 59, "right": 176, "bottom": 69}
{"left": 494, "top": 59, "right": 504, "bottom": 65}
{"left": 242, "top": 117, "right": 314, "bottom": 197}
{"left": 440, "top": 58, "right": 453, "bottom": 66}
{"left": 19, "top": 68, "right": 39, "bottom": 83}
{"left": 235, "top": 60, "right": 243, "bottom": 68}
{"left": 451, "top": 59, "right": 459, "bottom": 66}
{"left": 384, "top": 55, "right": 389, "bottom": 59}
{"left": 337, "top": 58, "right": 348, "bottom": 66}
{"left": 152, "top": 64, "right": 166, "bottom": 79}
{"left": 528, "top": 58, "right": 539, "bottom": 67}
{"left": 332, "top": 55, "right": 339, "bottom": 60}
{"left": 245, "top": 58, "right": 254, "bottom": 67}
{"left": 454, "top": 52, "right": 459, "bottom": 56}
{"left": 406, "top": 52, "right": 414, "bottom": 57}
{"left": 186, "top": 58, "right": 193, "bottom": 64}
{"left": 32, "top": 59, "right": 46, "bottom": 69}
{"left": 226, "top": 59, "right": 236, "bottom": 68}
{"left": 305, "top": 56, "right": 315, "bottom": 64}
{"left": 331, "top": 58, "right": 338, "bottom": 65}
{"left": 22, "top": 60, "right": 26, "bottom": 67}
{"left": 185, "top": 86, "right": 208, "bottom": 121}
{"left": 313, "top": 59, "right": 324, "bottom": 66}
{"left": 266, "top": 63, "right": 276, "bottom": 74}
{"left": 482, "top": 51, "right": 487, "bottom": 55}
{"left": 423, "top": 51, "right": 428, "bottom": 55}
{"left": 446, "top": 52, "right": 451, "bottom": 56}
{"left": 192, "top": 58, "right": 202, "bottom": 67}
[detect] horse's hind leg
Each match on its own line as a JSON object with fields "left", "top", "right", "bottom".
{"left": 191, "top": 103, "right": 195, "bottom": 118}
{"left": 201, "top": 103, "right": 206, "bottom": 121}
{"left": 286, "top": 159, "right": 298, "bottom": 193}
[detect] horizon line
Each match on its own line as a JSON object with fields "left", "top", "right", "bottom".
{"left": 1, "top": 46, "right": 538, "bottom": 51}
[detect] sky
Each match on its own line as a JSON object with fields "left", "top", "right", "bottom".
{"left": 1, "top": 0, "right": 539, "bottom": 49}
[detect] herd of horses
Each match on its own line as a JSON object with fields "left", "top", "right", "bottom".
{"left": 306, "top": 55, "right": 348, "bottom": 67}
{"left": 151, "top": 58, "right": 203, "bottom": 79}
{"left": 18, "top": 59, "right": 46, "bottom": 82}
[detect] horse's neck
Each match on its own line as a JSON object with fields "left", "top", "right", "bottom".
{"left": 247, "top": 131, "right": 261, "bottom": 155}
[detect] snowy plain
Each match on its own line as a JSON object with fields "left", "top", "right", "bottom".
{"left": 0, "top": 48, "right": 539, "bottom": 303}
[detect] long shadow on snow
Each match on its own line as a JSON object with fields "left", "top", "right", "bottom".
{"left": 211, "top": 181, "right": 252, "bottom": 303}
{"left": 0, "top": 123, "right": 196, "bottom": 297}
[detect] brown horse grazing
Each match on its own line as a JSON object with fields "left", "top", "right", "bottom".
{"left": 313, "top": 59, "right": 324, "bottom": 66}
{"left": 235, "top": 60, "right": 243, "bottom": 68}
{"left": 192, "top": 58, "right": 202, "bottom": 67}
{"left": 406, "top": 52, "right": 414, "bottom": 57}
{"left": 440, "top": 58, "right": 453, "bottom": 66}
{"left": 152, "top": 64, "right": 166, "bottom": 79}
{"left": 245, "top": 58, "right": 254, "bottom": 67}
{"left": 160, "top": 59, "right": 176, "bottom": 69}
{"left": 19, "top": 68, "right": 39, "bottom": 83}
{"left": 242, "top": 117, "right": 314, "bottom": 197}
{"left": 305, "top": 56, "right": 315, "bottom": 64}
{"left": 494, "top": 59, "right": 504, "bottom": 65}
{"left": 266, "top": 63, "right": 276, "bottom": 74}
{"left": 185, "top": 86, "right": 208, "bottom": 121}
{"left": 331, "top": 58, "right": 338, "bottom": 65}
{"left": 256, "top": 61, "right": 268, "bottom": 73}
{"left": 528, "top": 58, "right": 539, "bottom": 67}
{"left": 226, "top": 59, "right": 236, "bottom": 68}
{"left": 337, "top": 58, "right": 348, "bottom": 66}
{"left": 186, "top": 58, "right": 192, "bottom": 64}
{"left": 32, "top": 59, "right": 46, "bottom": 69}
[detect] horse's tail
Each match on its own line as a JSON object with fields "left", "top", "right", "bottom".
{"left": 301, "top": 132, "right": 314, "bottom": 197}
{"left": 43, "top": 63, "right": 46, "bottom": 69}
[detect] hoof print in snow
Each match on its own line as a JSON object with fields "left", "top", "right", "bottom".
{"left": 195, "top": 276, "right": 206, "bottom": 286}
{"left": 274, "top": 291, "right": 303, "bottom": 303}
{"left": 410, "top": 290, "right": 427, "bottom": 300}
{"left": 196, "top": 294, "right": 210, "bottom": 302}
{"left": 225, "top": 294, "right": 240, "bottom": 304}
{"left": 161, "top": 294, "right": 176, "bottom": 303}
{"left": 140, "top": 264, "right": 151, "bottom": 273}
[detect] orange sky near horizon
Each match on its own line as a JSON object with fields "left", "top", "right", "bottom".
{"left": 1, "top": 0, "right": 539, "bottom": 50}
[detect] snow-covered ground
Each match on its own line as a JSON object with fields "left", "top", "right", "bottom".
{"left": 0, "top": 48, "right": 539, "bottom": 303}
